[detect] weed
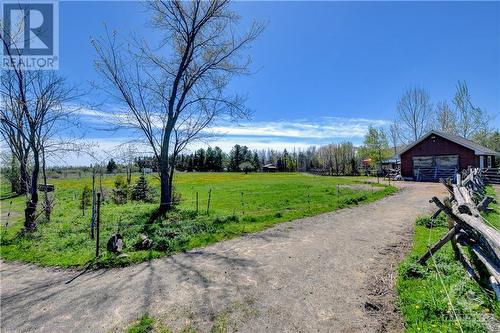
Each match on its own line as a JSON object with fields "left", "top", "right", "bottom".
{"left": 127, "top": 315, "right": 154, "bottom": 333}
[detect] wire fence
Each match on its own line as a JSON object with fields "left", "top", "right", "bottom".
{"left": 72, "top": 182, "right": 392, "bottom": 257}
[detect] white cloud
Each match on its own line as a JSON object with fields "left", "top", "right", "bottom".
{"left": 78, "top": 107, "right": 390, "bottom": 139}
{"left": 209, "top": 117, "right": 390, "bottom": 139}
{"left": 41, "top": 111, "right": 391, "bottom": 166}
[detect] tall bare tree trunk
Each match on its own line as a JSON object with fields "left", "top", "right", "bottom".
{"left": 160, "top": 167, "right": 172, "bottom": 213}
{"left": 159, "top": 165, "right": 172, "bottom": 213}
{"left": 158, "top": 124, "right": 172, "bottom": 213}
{"left": 25, "top": 148, "right": 39, "bottom": 231}
{"left": 41, "top": 147, "right": 51, "bottom": 221}
{"left": 19, "top": 157, "right": 29, "bottom": 195}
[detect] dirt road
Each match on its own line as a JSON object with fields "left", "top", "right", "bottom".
{"left": 0, "top": 182, "right": 446, "bottom": 333}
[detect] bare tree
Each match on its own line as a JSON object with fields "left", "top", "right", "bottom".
{"left": 435, "top": 100, "right": 456, "bottom": 133}
{"left": 0, "top": 80, "right": 31, "bottom": 195}
{"left": 396, "top": 87, "right": 434, "bottom": 143}
{"left": 93, "top": 0, "right": 263, "bottom": 213}
{"left": 453, "top": 81, "right": 489, "bottom": 139}
{"left": 387, "top": 122, "right": 399, "bottom": 155}
{"left": 1, "top": 21, "right": 79, "bottom": 230}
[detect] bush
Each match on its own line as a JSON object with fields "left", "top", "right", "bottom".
{"left": 80, "top": 185, "right": 92, "bottom": 211}
{"left": 130, "top": 175, "right": 154, "bottom": 203}
{"left": 340, "top": 194, "right": 368, "bottom": 206}
{"left": 399, "top": 259, "right": 429, "bottom": 279}
{"left": 415, "top": 213, "right": 448, "bottom": 228}
{"left": 171, "top": 186, "right": 182, "bottom": 207}
{"left": 111, "top": 176, "right": 129, "bottom": 204}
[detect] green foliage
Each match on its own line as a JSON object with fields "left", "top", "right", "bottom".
{"left": 229, "top": 144, "right": 252, "bottom": 171}
{"left": 106, "top": 158, "right": 117, "bottom": 173}
{"left": 4, "top": 158, "right": 21, "bottom": 194}
{"left": 111, "top": 176, "right": 129, "bottom": 204}
{"left": 397, "top": 219, "right": 498, "bottom": 332}
{"left": 131, "top": 175, "right": 154, "bottom": 203}
{"left": 399, "top": 260, "right": 429, "bottom": 279}
{"left": 415, "top": 212, "right": 448, "bottom": 228}
{"left": 80, "top": 185, "right": 92, "bottom": 211}
{"left": 473, "top": 130, "right": 500, "bottom": 153}
{"left": 127, "top": 315, "right": 154, "bottom": 333}
{"left": 0, "top": 173, "right": 394, "bottom": 268}
{"left": 359, "top": 126, "right": 392, "bottom": 166}
{"left": 340, "top": 194, "right": 368, "bottom": 206}
{"left": 482, "top": 185, "right": 500, "bottom": 229}
{"left": 125, "top": 314, "right": 173, "bottom": 333}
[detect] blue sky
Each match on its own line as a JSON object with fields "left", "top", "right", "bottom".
{"left": 56, "top": 1, "right": 499, "bottom": 164}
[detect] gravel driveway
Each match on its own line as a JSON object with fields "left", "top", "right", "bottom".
{"left": 0, "top": 182, "right": 446, "bottom": 333}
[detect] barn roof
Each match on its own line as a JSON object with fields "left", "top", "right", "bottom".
{"left": 399, "top": 130, "right": 500, "bottom": 157}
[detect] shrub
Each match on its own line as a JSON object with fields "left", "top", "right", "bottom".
{"left": 415, "top": 213, "right": 448, "bottom": 228}
{"left": 340, "top": 195, "right": 368, "bottom": 206}
{"left": 111, "top": 176, "right": 129, "bottom": 204}
{"left": 225, "top": 214, "right": 239, "bottom": 223}
{"left": 399, "top": 260, "right": 429, "bottom": 279}
{"left": 80, "top": 185, "right": 92, "bottom": 211}
{"left": 130, "top": 175, "right": 154, "bottom": 203}
{"left": 171, "top": 186, "right": 182, "bottom": 207}
{"left": 242, "top": 216, "right": 257, "bottom": 222}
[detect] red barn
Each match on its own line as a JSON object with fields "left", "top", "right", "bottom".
{"left": 399, "top": 131, "right": 499, "bottom": 181}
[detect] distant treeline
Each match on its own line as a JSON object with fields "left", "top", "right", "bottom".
{"left": 1, "top": 141, "right": 372, "bottom": 183}
{"left": 133, "top": 142, "right": 362, "bottom": 174}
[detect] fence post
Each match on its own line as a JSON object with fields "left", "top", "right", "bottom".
{"left": 90, "top": 168, "right": 96, "bottom": 239}
{"left": 95, "top": 193, "right": 101, "bottom": 259}
{"left": 241, "top": 192, "right": 245, "bottom": 215}
{"left": 308, "top": 192, "right": 311, "bottom": 211}
{"left": 207, "top": 188, "right": 212, "bottom": 215}
{"left": 336, "top": 185, "right": 340, "bottom": 206}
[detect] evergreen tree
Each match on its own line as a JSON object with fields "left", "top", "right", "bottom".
{"left": 194, "top": 148, "right": 206, "bottom": 171}
{"left": 252, "top": 151, "right": 261, "bottom": 171}
{"left": 131, "top": 175, "right": 154, "bottom": 202}
{"left": 214, "top": 147, "right": 224, "bottom": 171}
{"left": 111, "top": 176, "right": 129, "bottom": 204}
{"left": 106, "top": 158, "right": 117, "bottom": 173}
{"left": 205, "top": 147, "right": 216, "bottom": 171}
{"left": 80, "top": 185, "right": 92, "bottom": 213}
{"left": 229, "top": 144, "right": 242, "bottom": 171}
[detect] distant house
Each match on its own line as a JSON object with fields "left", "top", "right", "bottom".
{"left": 399, "top": 130, "right": 499, "bottom": 181}
{"left": 262, "top": 163, "right": 277, "bottom": 172}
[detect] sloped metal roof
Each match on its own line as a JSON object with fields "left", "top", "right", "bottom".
{"left": 399, "top": 130, "right": 500, "bottom": 157}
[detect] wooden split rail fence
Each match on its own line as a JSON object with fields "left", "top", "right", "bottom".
{"left": 418, "top": 168, "right": 500, "bottom": 299}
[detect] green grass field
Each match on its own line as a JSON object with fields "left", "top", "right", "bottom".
{"left": 397, "top": 185, "right": 500, "bottom": 332}
{"left": 482, "top": 185, "right": 500, "bottom": 230}
{"left": 0, "top": 172, "right": 395, "bottom": 268}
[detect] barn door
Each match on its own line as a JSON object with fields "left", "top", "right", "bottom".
{"left": 412, "top": 156, "right": 432, "bottom": 178}
{"left": 435, "top": 155, "right": 458, "bottom": 169}
{"left": 413, "top": 155, "right": 458, "bottom": 181}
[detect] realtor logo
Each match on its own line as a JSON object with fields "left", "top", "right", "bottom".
{"left": 2, "top": 0, "right": 59, "bottom": 70}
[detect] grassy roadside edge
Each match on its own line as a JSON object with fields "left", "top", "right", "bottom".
{"left": 396, "top": 185, "right": 500, "bottom": 332}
